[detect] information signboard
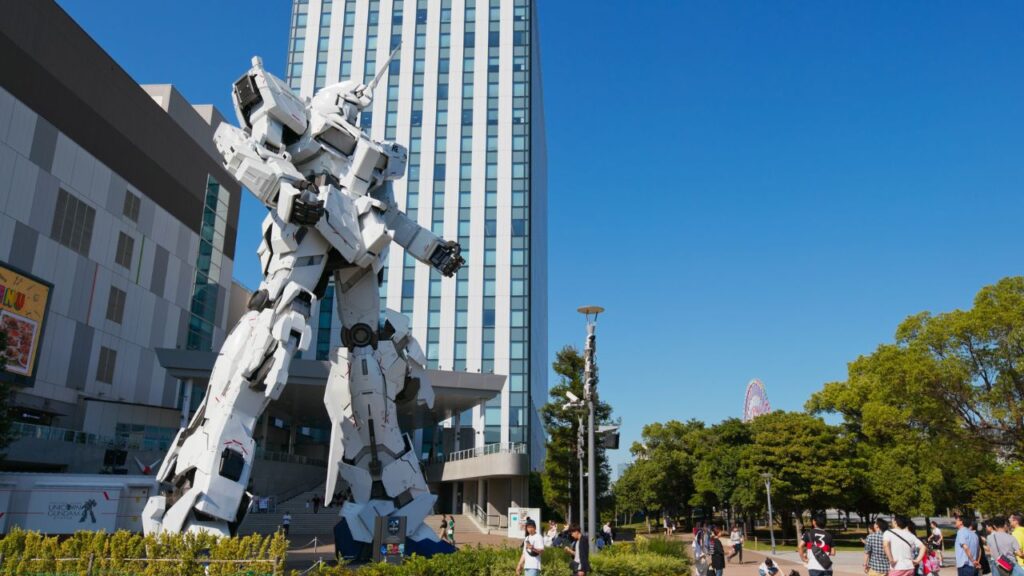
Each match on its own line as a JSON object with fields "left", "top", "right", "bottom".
{"left": 0, "top": 261, "right": 52, "bottom": 386}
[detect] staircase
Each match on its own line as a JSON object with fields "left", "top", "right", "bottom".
{"left": 237, "top": 484, "right": 343, "bottom": 537}
{"left": 424, "top": 514, "right": 475, "bottom": 541}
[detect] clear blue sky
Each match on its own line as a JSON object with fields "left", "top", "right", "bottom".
{"left": 58, "top": 0, "right": 1024, "bottom": 477}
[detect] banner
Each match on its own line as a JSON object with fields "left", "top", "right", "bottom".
{"left": 0, "top": 262, "right": 52, "bottom": 385}
{"left": 23, "top": 485, "right": 121, "bottom": 533}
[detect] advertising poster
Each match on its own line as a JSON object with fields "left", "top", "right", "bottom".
{"left": 24, "top": 485, "right": 121, "bottom": 533}
{"left": 0, "top": 262, "right": 52, "bottom": 386}
{"left": 507, "top": 507, "right": 541, "bottom": 539}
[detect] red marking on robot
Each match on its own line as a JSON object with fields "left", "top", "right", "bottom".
{"left": 224, "top": 439, "right": 249, "bottom": 455}
{"left": 103, "top": 491, "right": 110, "bottom": 500}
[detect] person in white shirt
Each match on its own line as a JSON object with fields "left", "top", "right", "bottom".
{"left": 517, "top": 519, "right": 545, "bottom": 576}
{"left": 884, "top": 515, "right": 926, "bottom": 576}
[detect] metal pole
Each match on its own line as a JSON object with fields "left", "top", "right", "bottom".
{"left": 764, "top": 473, "right": 777, "bottom": 555}
{"left": 578, "top": 416, "right": 585, "bottom": 533}
{"left": 585, "top": 321, "right": 597, "bottom": 545}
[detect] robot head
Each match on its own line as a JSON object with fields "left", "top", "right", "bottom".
{"left": 311, "top": 80, "right": 372, "bottom": 125}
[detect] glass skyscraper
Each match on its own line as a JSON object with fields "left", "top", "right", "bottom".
{"left": 285, "top": 0, "right": 547, "bottom": 520}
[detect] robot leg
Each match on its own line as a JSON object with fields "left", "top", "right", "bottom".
{"left": 143, "top": 284, "right": 314, "bottom": 535}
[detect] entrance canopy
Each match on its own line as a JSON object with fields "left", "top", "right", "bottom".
{"left": 155, "top": 348, "right": 504, "bottom": 429}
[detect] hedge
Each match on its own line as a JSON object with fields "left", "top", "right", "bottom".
{"left": 0, "top": 528, "right": 287, "bottom": 575}
{"left": 0, "top": 529, "right": 688, "bottom": 576}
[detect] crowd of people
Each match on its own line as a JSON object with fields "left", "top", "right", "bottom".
{"left": 690, "top": 511, "right": 1024, "bottom": 576}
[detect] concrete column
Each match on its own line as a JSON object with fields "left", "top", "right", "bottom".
{"left": 179, "top": 379, "right": 193, "bottom": 428}
{"left": 288, "top": 421, "right": 296, "bottom": 455}
{"left": 452, "top": 412, "right": 461, "bottom": 451}
{"left": 451, "top": 482, "right": 459, "bottom": 515}
{"left": 477, "top": 478, "right": 485, "bottom": 520}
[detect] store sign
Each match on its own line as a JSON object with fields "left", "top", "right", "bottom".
{"left": 0, "top": 262, "right": 52, "bottom": 385}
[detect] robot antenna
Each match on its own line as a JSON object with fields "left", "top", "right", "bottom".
{"left": 369, "top": 43, "right": 402, "bottom": 92}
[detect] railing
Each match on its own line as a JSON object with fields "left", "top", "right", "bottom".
{"left": 469, "top": 502, "right": 503, "bottom": 528}
{"left": 445, "top": 442, "right": 527, "bottom": 462}
{"left": 11, "top": 422, "right": 326, "bottom": 467}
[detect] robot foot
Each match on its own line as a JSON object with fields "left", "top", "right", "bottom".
{"left": 340, "top": 492, "right": 438, "bottom": 544}
{"left": 143, "top": 488, "right": 233, "bottom": 537}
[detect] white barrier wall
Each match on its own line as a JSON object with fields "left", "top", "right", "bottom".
{"left": 0, "top": 473, "right": 157, "bottom": 534}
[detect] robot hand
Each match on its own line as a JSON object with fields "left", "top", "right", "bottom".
{"left": 428, "top": 240, "right": 465, "bottom": 277}
{"left": 290, "top": 181, "right": 325, "bottom": 226}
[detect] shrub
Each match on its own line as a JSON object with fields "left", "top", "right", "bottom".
{"left": 0, "top": 528, "right": 286, "bottom": 576}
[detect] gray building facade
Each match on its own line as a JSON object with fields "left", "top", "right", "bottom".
{"left": 0, "top": 0, "right": 240, "bottom": 468}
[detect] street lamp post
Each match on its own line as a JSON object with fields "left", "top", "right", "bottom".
{"left": 578, "top": 415, "right": 586, "bottom": 533}
{"left": 762, "top": 472, "right": 777, "bottom": 555}
{"left": 578, "top": 305, "right": 604, "bottom": 545}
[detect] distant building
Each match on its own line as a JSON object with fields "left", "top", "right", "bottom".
{"left": 283, "top": 0, "right": 548, "bottom": 528}
{"left": 0, "top": 1, "right": 239, "bottom": 472}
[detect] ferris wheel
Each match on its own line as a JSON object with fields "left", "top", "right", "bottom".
{"left": 743, "top": 378, "right": 771, "bottom": 422}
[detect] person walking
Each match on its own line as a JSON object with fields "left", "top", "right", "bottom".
{"left": 711, "top": 524, "right": 727, "bottom": 576}
{"left": 954, "top": 514, "right": 982, "bottom": 576}
{"left": 801, "top": 513, "right": 836, "bottom": 576}
{"left": 281, "top": 511, "right": 292, "bottom": 537}
{"left": 312, "top": 495, "right": 320, "bottom": 514}
{"left": 729, "top": 523, "right": 745, "bottom": 564}
{"left": 563, "top": 524, "right": 590, "bottom": 576}
{"left": 884, "top": 515, "right": 926, "bottom": 576}
{"left": 439, "top": 515, "right": 449, "bottom": 543}
{"left": 865, "top": 518, "right": 891, "bottom": 576}
{"left": 931, "top": 521, "right": 946, "bottom": 567}
{"left": 516, "top": 519, "right": 545, "bottom": 576}
{"left": 446, "top": 514, "right": 456, "bottom": 545}
{"left": 984, "top": 517, "right": 1023, "bottom": 576}
{"left": 1011, "top": 514, "right": 1024, "bottom": 569}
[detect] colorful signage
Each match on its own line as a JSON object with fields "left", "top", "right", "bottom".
{"left": 0, "top": 262, "right": 52, "bottom": 385}
{"left": 507, "top": 507, "right": 542, "bottom": 539}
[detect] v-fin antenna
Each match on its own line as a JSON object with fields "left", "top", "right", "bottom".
{"left": 369, "top": 43, "right": 402, "bottom": 92}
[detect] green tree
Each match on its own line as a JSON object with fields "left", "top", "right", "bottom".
{"left": 540, "top": 345, "right": 614, "bottom": 522}
{"left": 972, "top": 463, "right": 1024, "bottom": 515}
{"left": 691, "top": 418, "right": 752, "bottom": 523}
{"left": 805, "top": 278, "right": 1024, "bottom": 514}
{"left": 613, "top": 457, "right": 663, "bottom": 531}
{"left": 736, "top": 411, "right": 858, "bottom": 537}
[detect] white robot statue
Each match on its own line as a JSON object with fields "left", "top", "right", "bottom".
{"left": 142, "top": 53, "right": 463, "bottom": 545}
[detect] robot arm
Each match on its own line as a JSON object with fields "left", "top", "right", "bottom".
{"left": 371, "top": 182, "right": 464, "bottom": 277}
{"left": 214, "top": 123, "right": 324, "bottom": 227}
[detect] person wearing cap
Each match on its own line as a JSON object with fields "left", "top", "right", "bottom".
{"left": 517, "top": 518, "right": 546, "bottom": 575}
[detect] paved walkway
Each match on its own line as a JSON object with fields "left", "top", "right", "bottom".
{"left": 687, "top": 536, "right": 868, "bottom": 576}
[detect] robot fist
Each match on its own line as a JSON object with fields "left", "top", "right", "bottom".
{"left": 289, "top": 181, "right": 325, "bottom": 226}
{"left": 429, "top": 240, "right": 465, "bottom": 277}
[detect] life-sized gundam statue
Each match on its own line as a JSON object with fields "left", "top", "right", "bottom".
{"left": 142, "top": 53, "right": 463, "bottom": 547}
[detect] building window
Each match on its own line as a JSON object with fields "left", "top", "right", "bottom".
{"left": 122, "top": 190, "right": 141, "bottom": 222}
{"left": 114, "top": 232, "right": 135, "bottom": 270}
{"left": 96, "top": 346, "right": 117, "bottom": 383}
{"left": 51, "top": 188, "right": 95, "bottom": 257}
{"left": 188, "top": 176, "right": 228, "bottom": 351}
{"left": 106, "top": 286, "right": 126, "bottom": 324}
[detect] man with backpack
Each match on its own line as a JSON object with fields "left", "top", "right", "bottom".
{"left": 800, "top": 513, "right": 836, "bottom": 576}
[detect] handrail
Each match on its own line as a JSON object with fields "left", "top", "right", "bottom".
{"left": 10, "top": 422, "right": 326, "bottom": 467}
{"left": 445, "top": 442, "right": 527, "bottom": 462}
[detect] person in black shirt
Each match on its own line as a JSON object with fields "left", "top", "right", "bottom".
{"left": 712, "top": 525, "right": 727, "bottom": 576}
{"left": 800, "top": 514, "right": 836, "bottom": 576}
{"left": 562, "top": 524, "right": 591, "bottom": 575}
